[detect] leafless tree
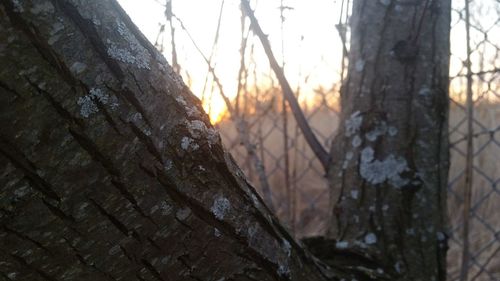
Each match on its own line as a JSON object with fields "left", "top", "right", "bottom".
{"left": 0, "top": 0, "right": 452, "bottom": 280}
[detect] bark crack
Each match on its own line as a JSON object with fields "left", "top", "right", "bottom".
{"left": 68, "top": 128, "right": 120, "bottom": 176}
{"left": 0, "top": 135, "right": 61, "bottom": 202}
{"left": 3, "top": 226, "right": 53, "bottom": 256}
{"left": 9, "top": 253, "right": 57, "bottom": 281}
{"left": 88, "top": 197, "right": 138, "bottom": 240}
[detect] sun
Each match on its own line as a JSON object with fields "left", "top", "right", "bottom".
{"left": 201, "top": 95, "right": 228, "bottom": 124}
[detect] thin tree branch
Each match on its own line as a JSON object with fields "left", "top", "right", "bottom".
{"left": 240, "top": 0, "right": 330, "bottom": 171}
{"left": 172, "top": 14, "right": 276, "bottom": 212}
{"left": 201, "top": 0, "right": 225, "bottom": 104}
{"left": 459, "top": 0, "right": 474, "bottom": 280}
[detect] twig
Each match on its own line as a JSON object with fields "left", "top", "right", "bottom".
{"left": 201, "top": 0, "right": 225, "bottom": 104}
{"left": 173, "top": 14, "right": 276, "bottom": 211}
{"left": 279, "top": 0, "right": 292, "bottom": 231}
{"left": 235, "top": 6, "right": 251, "bottom": 117}
{"left": 459, "top": 0, "right": 474, "bottom": 280}
{"left": 165, "top": 0, "right": 179, "bottom": 73}
{"left": 337, "top": 0, "right": 350, "bottom": 83}
{"left": 240, "top": 0, "right": 330, "bottom": 171}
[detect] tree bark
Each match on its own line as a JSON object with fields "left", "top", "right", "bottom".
{"left": 0, "top": 1, "right": 335, "bottom": 280}
{"left": 327, "top": 0, "right": 451, "bottom": 280}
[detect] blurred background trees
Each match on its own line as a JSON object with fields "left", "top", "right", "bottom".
{"left": 122, "top": 0, "right": 500, "bottom": 279}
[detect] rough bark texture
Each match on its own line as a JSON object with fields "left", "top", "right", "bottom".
{"left": 327, "top": 0, "right": 451, "bottom": 280}
{"left": 0, "top": 1, "right": 337, "bottom": 280}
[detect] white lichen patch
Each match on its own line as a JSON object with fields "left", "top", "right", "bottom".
{"left": 48, "top": 22, "right": 65, "bottom": 45}
{"left": 388, "top": 126, "right": 398, "bottom": 136}
{"left": 247, "top": 225, "right": 257, "bottom": 241}
{"left": 343, "top": 151, "right": 354, "bottom": 169}
{"left": 117, "top": 21, "right": 128, "bottom": 37}
{"left": 355, "top": 59, "right": 365, "bottom": 72}
{"left": 186, "top": 120, "right": 208, "bottom": 138}
{"left": 359, "top": 146, "right": 410, "bottom": 187}
{"left": 346, "top": 151, "right": 354, "bottom": 160}
{"left": 436, "top": 231, "right": 446, "bottom": 241}
{"left": 394, "top": 261, "right": 402, "bottom": 273}
{"left": 131, "top": 112, "right": 142, "bottom": 122}
{"left": 106, "top": 21, "right": 151, "bottom": 70}
{"left": 161, "top": 256, "right": 170, "bottom": 265}
{"left": 70, "top": 62, "right": 87, "bottom": 75}
{"left": 251, "top": 193, "right": 261, "bottom": 208}
{"left": 345, "top": 111, "right": 363, "bottom": 137}
{"left": 107, "top": 44, "right": 150, "bottom": 69}
{"left": 361, "top": 146, "right": 375, "bottom": 162}
{"left": 419, "top": 86, "right": 431, "bottom": 96}
{"left": 364, "top": 232, "right": 377, "bottom": 245}
{"left": 166, "top": 64, "right": 185, "bottom": 90}
{"left": 180, "top": 136, "right": 199, "bottom": 151}
{"left": 180, "top": 136, "right": 191, "bottom": 149}
{"left": 185, "top": 120, "right": 219, "bottom": 146}
{"left": 12, "top": 0, "right": 24, "bottom": 12}
{"left": 277, "top": 264, "right": 290, "bottom": 278}
{"left": 77, "top": 88, "right": 112, "bottom": 118}
{"left": 352, "top": 135, "right": 362, "bottom": 147}
{"left": 366, "top": 122, "right": 387, "bottom": 142}
{"left": 143, "top": 128, "right": 152, "bottom": 136}
{"left": 186, "top": 106, "right": 201, "bottom": 117}
{"left": 77, "top": 95, "right": 97, "bottom": 118}
{"left": 159, "top": 201, "right": 172, "bottom": 216}
{"left": 206, "top": 128, "right": 219, "bottom": 146}
{"left": 163, "top": 159, "right": 173, "bottom": 171}
{"left": 282, "top": 239, "right": 291, "bottom": 258}
{"left": 13, "top": 185, "right": 30, "bottom": 198}
{"left": 336, "top": 241, "right": 349, "bottom": 249}
{"left": 175, "top": 95, "right": 187, "bottom": 107}
{"left": 214, "top": 228, "right": 222, "bottom": 238}
{"left": 406, "top": 228, "right": 416, "bottom": 236}
{"left": 211, "top": 196, "right": 231, "bottom": 220}
{"left": 351, "top": 190, "right": 359, "bottom": 199}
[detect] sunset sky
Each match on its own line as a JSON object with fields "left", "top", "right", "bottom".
{"left": 116, "top": 0, "right": 499, "bottom": 120}
{"left": 117, "top": 0, "right": 346, "bottom": 121}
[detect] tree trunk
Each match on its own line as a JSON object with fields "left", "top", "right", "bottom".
{"left": 0, "top": 1, "right": 335, "bottom": 280}
{"left": 327, "top": 0, "right": 451, "bottom": 280}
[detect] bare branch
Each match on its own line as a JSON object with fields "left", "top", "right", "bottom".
{"left": 240, "top": 0, "right": 330, "bottom": 171}
{"left": 173, "top": 15, "right": 276, "bottom": 211}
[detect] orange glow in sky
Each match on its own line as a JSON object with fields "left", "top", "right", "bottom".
{"left": 117, "top": 0, "right": 346, "bottom": 122}
{"left": 117, "top": 0, "right": 499, "bottom": 122}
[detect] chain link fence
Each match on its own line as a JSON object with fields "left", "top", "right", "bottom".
{"left": 217, "top": 1, "right": 500, "bottom": 280}
{"left": 123, "top": 0, "right": 500, "bottom": 279}
{"left": 446, "top": 1, "right": 500, "bottom": 279}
